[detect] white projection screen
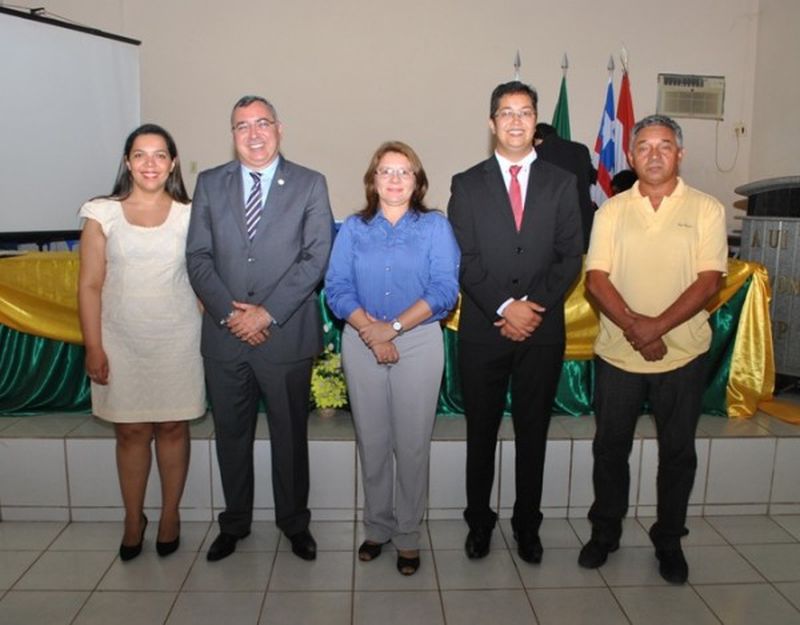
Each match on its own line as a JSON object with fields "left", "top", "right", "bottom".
{"left": 0, "top": 8, "right": 140, "bottom": 238}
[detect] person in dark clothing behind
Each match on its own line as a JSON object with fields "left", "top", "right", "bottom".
{"left": 611, "top": 169, "right": 638, "bottom": 195}
{"left": 534, "top": 123, "right": 596, "bottom": 252}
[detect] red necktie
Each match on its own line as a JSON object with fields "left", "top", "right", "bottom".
{"left": 509, "top": 165, "right": 523, "bottom": 231}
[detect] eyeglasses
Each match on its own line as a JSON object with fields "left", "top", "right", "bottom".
{"left": 375, "top": 167, "right": 415, "bottom": 180}
{"left": 494, "top": 108, "right": 536, "bottom": 122}
{"left": 232, "top": 119, "right": 276, "bottom": 134}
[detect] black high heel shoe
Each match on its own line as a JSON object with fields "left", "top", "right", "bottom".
{"left": 156, "top": 525, "right": 181, "bottom": 557}
{"left": 119, "top": 514, "right": 148, "bottom": 562}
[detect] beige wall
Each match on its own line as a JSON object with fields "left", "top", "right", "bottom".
{"left": 750, "top": 0, "right": 800, "bottom": 182}
{"left": 23, "top": 0, "right": 792, "bottom": 231}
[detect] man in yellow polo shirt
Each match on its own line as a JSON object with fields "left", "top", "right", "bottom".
{"left": 578, "top": 115, "right": 728, "bottom": 584}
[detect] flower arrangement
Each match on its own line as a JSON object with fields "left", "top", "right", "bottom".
{"left": 310, "top": 343, "right": 348, "bottom": 413}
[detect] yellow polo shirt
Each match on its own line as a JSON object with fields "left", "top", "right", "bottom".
{"left": 585, "top": 178, "right": 728, "bottom": 373}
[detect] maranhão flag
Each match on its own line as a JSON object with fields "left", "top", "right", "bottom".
{"left": 592, "top": 72, "right": 616, "bottom": 206}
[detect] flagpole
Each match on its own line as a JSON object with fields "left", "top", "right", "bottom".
{"left": 615, "top": 47, "right": 635, "bottom": 172}
{"left": 620, "top": 45, "right": 629, "bottom": 75}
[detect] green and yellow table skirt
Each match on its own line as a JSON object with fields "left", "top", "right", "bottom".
{"left": 0, "top": 252, "right": 781, "bottom": 418}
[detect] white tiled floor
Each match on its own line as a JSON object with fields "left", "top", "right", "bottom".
{"left": 2, "top": 516, "right": 800, "bottom": 624}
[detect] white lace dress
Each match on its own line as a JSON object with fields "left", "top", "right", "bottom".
{"left": 79, "top": 199, "right": 205, "bottom": 422}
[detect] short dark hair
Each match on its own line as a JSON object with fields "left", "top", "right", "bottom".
{"left": 490, "top": 81, "right": 538, "bottom": 118}
{"left": 611, "top": 169, "right": 638, "bottom": 194}
{"left": 231, "top": 95, "right": 279, "bottom": 127}
{"left": 358, "top": 141, "right": 431, "bottom": 222}
{"left": 106, "top": 124, "right": 190, "bottom": 203}
{"left": 630, "top": 114, "right": 684, "bottom": 150}
{"left": 534, "top": 122, "right": 556, "bottom": 142}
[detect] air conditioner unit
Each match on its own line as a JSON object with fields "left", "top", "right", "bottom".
{"left": 656, "top": 73, "right": 725, "bottom": 120}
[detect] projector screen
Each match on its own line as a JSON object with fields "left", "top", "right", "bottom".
{"left": 0, "top": 8, "right": 140, "bottom": 236}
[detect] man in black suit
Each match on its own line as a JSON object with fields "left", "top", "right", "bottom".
{"left": 448, "top": 81, "right": 583, "bottom": 563}
{"left": 534, "top": 122, "right": 596, "bottom": 252}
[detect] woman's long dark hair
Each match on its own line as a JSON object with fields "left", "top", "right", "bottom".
{"left": 357, "top": 141, "right": 431, "bottom": 222}
{"left": 101, "top": 123, "right": 190, "bottom": 203}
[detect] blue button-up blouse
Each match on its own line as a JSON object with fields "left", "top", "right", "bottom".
{"left": 325, "top": 209, "right": 461, "bottom": 324}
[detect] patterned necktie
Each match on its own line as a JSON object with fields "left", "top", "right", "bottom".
{"left": 245, "top": 171, "right": 262, "bottom": 240}
{"left": 509, "top": 165, "right": 523, "bottom": 231}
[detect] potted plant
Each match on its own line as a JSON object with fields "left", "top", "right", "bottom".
{"left": 310, "top": 343, "right": 348, "bottom": 417}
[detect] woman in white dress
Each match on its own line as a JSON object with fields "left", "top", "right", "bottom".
{"left": 78, "top": 124, "right": 205, "bottom": 561}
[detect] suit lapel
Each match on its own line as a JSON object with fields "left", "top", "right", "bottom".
{"left": 251, "top": 156, "right": 288, "bottom": 242}
{"left": 224, "top": 162, "right": 249, "bottom": 242}
{"left": 519, "top": 159, "right": 539, "bottom": 234}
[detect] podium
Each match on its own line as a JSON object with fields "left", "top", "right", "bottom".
{"left": 736, "top": 176, "right": 800, "bottom": 376}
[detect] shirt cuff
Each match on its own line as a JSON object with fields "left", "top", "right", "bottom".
{"left": 497, "top": 295, "right": 527, "bottom": 316}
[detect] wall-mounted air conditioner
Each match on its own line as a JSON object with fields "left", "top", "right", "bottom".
{"left": 656, "top": 73, "right": 725, "bottom": 120}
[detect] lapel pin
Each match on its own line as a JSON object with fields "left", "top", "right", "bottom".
{"left": 277, "top": 178, "right": 285, "bottom": 186}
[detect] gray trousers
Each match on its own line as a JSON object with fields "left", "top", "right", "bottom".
{"left": 342, "top": 322, "right": 443, "bottom": 550}
{"left": 205, "top": 353, "right": 312, "bottom": 538}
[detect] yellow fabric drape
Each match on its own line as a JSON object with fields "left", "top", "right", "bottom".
{"left": 0, "top": 252, "right": 788, "bottom": 419}
{"left": 0, "top": 251, "right": 83, "bottom": 344}
{"left": 445, "top": 258, "right": 781, "bottom": 419}
{"left": 724, "top": 263, "right": 777, "bottom": 418}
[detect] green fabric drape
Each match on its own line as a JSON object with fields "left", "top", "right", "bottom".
{"left": 0, "top": 324, "right": 89, "bottom": 414}
{"left": 701, "top": 275, "right": 749, "bottom": 415}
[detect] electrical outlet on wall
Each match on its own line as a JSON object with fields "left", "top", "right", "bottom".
{"left": 734, "top": 123, "right": 746, "bottom": 137}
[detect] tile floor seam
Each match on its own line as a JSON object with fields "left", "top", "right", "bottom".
{"left": 729, "top": 541, "right": 793, "bottom": 584}
{"left": 66, "top": 588, "right": 95, "bottom": 625}
{"left": 686, "top": 580, "right": 726, "bottom": 625}
{"left": 772, "top": 581, "right": 800, "bottom": 615}
{"left": 158, "top": 522, "right": 210, "bottom": 625}
{"left": 424, "top": 523, "right": 447, "bottom": 625}
{"left": 4, "top": 548, "right": 47, "bottom": 593}
{"left": 605, "top": 585, "right": 635, "bottom": 625}
{"left": 349, "top": 517, "right": 357, "bottom": 625}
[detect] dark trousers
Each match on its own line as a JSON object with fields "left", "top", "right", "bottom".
{"left": 459, "top": 338, "right": 564, "bottom": 534}
{"left": 205, "top": 353, "right": 313, "bottom": 538}
{"left": 589, "top": 354, "right": 707, "bottom": 550}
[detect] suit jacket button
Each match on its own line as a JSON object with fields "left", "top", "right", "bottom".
{"left": 247, "top": 291, "right": 255, "bottom": 296}
{"left": 516, "top": 247, "right": 523, "bottom": 254}
{"left": 511, "top": 279, "right": 519, "bottom": 285}
{"left": 247, "top": 257, "right": 255, "bottom": 263}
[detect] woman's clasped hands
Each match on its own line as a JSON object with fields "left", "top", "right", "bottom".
{"left": 359, "top": 313, "right": 399, "bottom": 364}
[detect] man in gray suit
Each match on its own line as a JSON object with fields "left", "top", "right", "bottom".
{"left": 187, "top": 95, "right": 333, "bottom": 562}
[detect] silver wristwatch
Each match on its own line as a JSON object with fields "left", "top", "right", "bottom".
{"left": 391, "top": 319, "right": 404, "bottom": 335}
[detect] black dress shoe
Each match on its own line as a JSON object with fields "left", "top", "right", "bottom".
{"left": 289, "top": 529, "right": 317, "bottom": 561}
{"left": 578, "top": 538, "right": 620, "bottom": 569}
{"left": 465, "top": 527, "right": 492, "bottom": 559}
{"left": 514, "top": 530, "right": 543, "bottom": 564}
{"left": 156, "top": 535, "right": 180, "bottom": 557}
{"left": 207, "top": 531, "right": 248, "bottom": 562}
{"left": 119, "top": 514, "right": 148, "bottom": 562}
{"left": 656, "top": 547, "right": 688, "bottom": 584}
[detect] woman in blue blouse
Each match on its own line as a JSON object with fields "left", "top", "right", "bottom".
{"left": 325, "top": 141, "right": 460, "bottom": 575}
